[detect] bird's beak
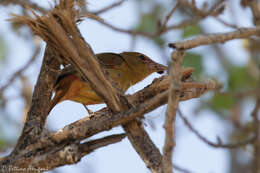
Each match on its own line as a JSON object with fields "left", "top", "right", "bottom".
{"left": 149, "top": 62, "right": 167, "bottom": 74}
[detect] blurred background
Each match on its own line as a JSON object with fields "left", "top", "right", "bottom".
{"left": 0, "top": 0, "right": 259, "bottom": 173}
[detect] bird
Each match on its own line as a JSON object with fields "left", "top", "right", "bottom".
{"left": 49, "top": 52, "right": 167, "bottom": 113}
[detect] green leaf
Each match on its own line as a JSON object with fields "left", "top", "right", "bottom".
{"left": 182, "top": 52, "right": 203, "bottom": 76}
{"left": 136, "top": 14, "right": 156, "bottom": 33}
{"left": 134, "top": 4, "right": 165, "bottom": 47}
{"left": 182, "top": 25, "right": 202, "bottom": 38}
{"left": 211, "top": 93, "right": 236, "bottom": 110}
{"left": 228, "top": 66, "right": 258, "bottom": 91}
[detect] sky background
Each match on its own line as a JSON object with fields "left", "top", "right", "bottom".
{"left": 0, "top": 0, "right": 255, "bottom": 173}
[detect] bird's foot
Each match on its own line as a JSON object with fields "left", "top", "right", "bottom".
{"left": 82, "top": 104, "right": 95, "bottom": 116}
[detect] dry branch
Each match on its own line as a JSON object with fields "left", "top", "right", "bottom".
{"left": 11, "top": 46, "right": 60, "bottom": 157}
{"left": 0, "top": 46, "right": 41, "bottom": 98}
{"left": 0, "top": 0, "right": 47, "bottom": 13}
{"left": 178, "top": 109, "right": 255, "bottom": 149}
{"left": 92, "top": 0, "right": 125, "bottom": 15}
{"left": 163, "top": 51, "right": 184, "bottom": 173}
{"left": 169, "top": 26, "right": 260, "bottom": 50}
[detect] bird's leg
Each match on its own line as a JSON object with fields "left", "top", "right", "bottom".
{"left": 82, "top": 104, "right": 95, "bottom": 116}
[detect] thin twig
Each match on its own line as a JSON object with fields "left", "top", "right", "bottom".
{"left": 178, "top": 109, "right": 255, "bottom": 149}
{"left": 0, "top": 46, "right": 41, "bottom": 97}
{"left": 93, "top": 19, "right": 155, "bottom": 37}
{"left": 215, "top": 17, "right": 239, "bottom": 29}
{"left": 159, "top": 2, "right": 179, "bottom": 33}
{"left": 0, "top": 0, "right": 47, "bottom": 13}
{"left": 165, "top": 16, "right": 202, "bottom": 32}
{"left": 79, "top": 133, "right": 126, "bottom": 155}
{"left": 173, "top": 163, "right": 194, "bottom": 173}
{"left": 92, "top": 0, "right": 125, "bottom": 15}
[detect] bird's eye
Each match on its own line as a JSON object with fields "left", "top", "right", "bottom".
{"left": 139, "top": 54, "right": 146, "bottom": 61}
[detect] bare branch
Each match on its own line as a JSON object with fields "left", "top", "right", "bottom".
{"left": 11, "top": 46, "right": 60, "bottom": 156}
{"left": 123, "top": 122, "right": 163, "bottom": 173}
{"left": 169, "top": 26, "right": 260, "bottom": 50}
{"left": 92, "top": 0, "right": 125, "bottom": 15}
{"left": 248, "top": 0, "right": 260, "bottom": 25}
{"left": 162, "top": 51, "right": 184, "bottom": 173}
{"left": 178, "top": 109, "right": 255, "bottom": 149}
{"left": 0, "top": 46, "right": 41, "bottom": 98}
{"left": 173, "top": 164, "right": 194, "bottom": 173}
{"left": 79, "top": 133, "right": 126, "bottom": 155}
{"left": 92, "top": 19, "right": 155, "bottom": 37}
{"left": 0, "top": 0, "right": 47, "bottom": 13}
{"left": 159, "top": 2, "right": 179, "bottom": 33}
{"left": 19, "top": 134, "right": 126, "bottom": 171}
{"left": 215, "top": 17, "right": 239, "bottom": 29}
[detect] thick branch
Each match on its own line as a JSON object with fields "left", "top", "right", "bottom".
{"left": 163, "top": 51, "right": 184, "bottom": 173}
{"left": 34, "top": 134, "right": 126, "bottom": 171}
{"left": 11, "top": 46, "right": 59, "bottom": 156}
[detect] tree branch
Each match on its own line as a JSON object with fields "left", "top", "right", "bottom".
{"left": 163, "top": 51, "right": 184, "bottom": 173}
{"left": 178, "top": 109, "right": 255, "bottom": 149}
{"left": 0, "top": 46, "right": 41, "bottom": 98}
{"left": 92, "top": 0, "right": 125, "bottom": 15}
{"left": 11, "top": 46, "right": 60, "bottom": 157}
{"left": 0, "top": 0, "right": 47, "bottom": 13}
{"left": 169, "top": 26, "right": 260, "bottom": 50}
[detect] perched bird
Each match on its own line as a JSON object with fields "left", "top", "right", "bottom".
{"left": 49, "top": 52, "right": 167, "bottom": 113}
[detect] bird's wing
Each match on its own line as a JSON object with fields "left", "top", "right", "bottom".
{"left": 96, "top": 53, "right": 126, "bottom": 69}
{"left": 56, "top": 53, "right": 127, "bottom": 84}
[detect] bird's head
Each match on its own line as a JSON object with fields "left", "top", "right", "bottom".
{"left": 120, "top": 52, "right": 167, "bottom": 76}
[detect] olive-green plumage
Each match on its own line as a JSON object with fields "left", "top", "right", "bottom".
{"left": 49, "top": 52, "right": 167, "bottom": 112}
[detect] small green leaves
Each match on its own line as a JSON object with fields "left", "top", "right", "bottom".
{"left": 182, "top": 52, "right": 203, "bottom": 76}
{"left": 228, "top": 66, "right": 258, "bottom": 91}
{"left": 211, "top": 94, "right": 236, "bottom": 110}
{"left": 182, "top": 25, "right": 202, "bottom": 38}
